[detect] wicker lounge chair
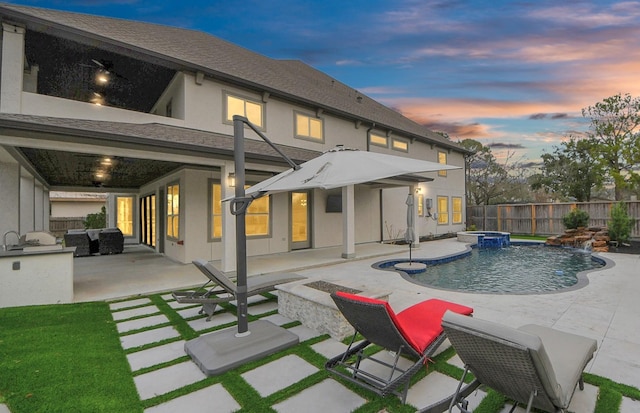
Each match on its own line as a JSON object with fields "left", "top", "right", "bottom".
{"left": 325, "top": 292, "right": 474, "bottom": 403}
{"left": 439, "top": 311, "right": 597, "bottom": 413}
{"left": 172, "top": 259, "right": 305, "bottom": 321}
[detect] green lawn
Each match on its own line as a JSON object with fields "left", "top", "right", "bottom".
{"left": 0, "top": 302, "right": 142, "bottom": 413}
{"left": 1, "top": 296, "right": 638, "bottom": 413}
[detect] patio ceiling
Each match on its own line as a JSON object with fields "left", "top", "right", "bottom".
{"left": 17, "top": 147, "right": 183, "bottom": 189}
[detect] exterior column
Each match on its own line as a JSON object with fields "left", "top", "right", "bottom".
{"left": 341, "top": 184, "right": 355, "bottom": 258}
{"left": 1, "top": 23, "right": 26, "bottom": 113}
{"left": 220, "top": 163, "right": 236, "bottom": 272}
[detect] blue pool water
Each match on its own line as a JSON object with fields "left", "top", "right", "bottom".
{"left": 375, "top": 244, "right": 607, "bottom": 294}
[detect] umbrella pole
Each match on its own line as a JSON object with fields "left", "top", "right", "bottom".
{"left": 233, "top": 117, "right": 249, "bottom": 336}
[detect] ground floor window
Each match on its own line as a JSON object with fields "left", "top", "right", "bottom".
{"left": 167, "top": 182, "right": 180, "bottom": 239}
{"left": 438, "top": 196, "right": 449, "bottom": 225}
{"left": 452, "top": 196, "right": 463, "bottom": 224}
{"left": 116, "top": 196, "right": 134, "bottom": 236}
{"left": 210, "top": 182, "right": 270, "bottom": 239}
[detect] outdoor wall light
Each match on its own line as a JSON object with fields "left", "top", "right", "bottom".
{"left": 227, "top": 172, "right": 236, "bottom": 187}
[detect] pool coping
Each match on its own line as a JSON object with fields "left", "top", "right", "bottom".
{"left": 372, "top": 241, "right": 616, "bottom": 295}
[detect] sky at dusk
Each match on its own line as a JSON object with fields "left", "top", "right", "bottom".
{"left": 7, "top": 0, "right": 640, "bottom": 165}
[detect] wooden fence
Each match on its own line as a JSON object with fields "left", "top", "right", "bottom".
{"left": 467, "top": 201, "right": 640, "bottom": 238}
{"left": 49, "top": 217, "right": 85, "bottom": 238}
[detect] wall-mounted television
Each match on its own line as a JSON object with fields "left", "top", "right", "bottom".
{"left": 325, "top": 194, "right": 342, "bottom": 213}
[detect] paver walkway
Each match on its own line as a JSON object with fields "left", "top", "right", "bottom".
{"left": 108, "top": 290, "right": 640, "bottom": 413}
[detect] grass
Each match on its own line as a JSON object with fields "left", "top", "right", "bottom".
{"left": 0, "top": 302, "right": 142, "bottom": 413}
{"left": 1, "top": 295, "right": 639, "bottom": 413}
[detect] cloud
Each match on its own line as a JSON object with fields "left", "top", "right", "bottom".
{"left": 489, "top": 142, "right": 525, "bottom": 149}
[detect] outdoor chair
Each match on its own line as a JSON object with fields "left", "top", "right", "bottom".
{"left": 325, "top": 291, "right": 474, "bottom": 403}
{"left": 64, "top": 230, "right": 92, "bottom": 257}
{"left": 439, "top": 310, "right": 597, "bottom": 413}
{"left": 172, "top": 258, "right": 305, "bottom": 321}
{"left": 98, "top": 228, "right": 124, "bottom": 255}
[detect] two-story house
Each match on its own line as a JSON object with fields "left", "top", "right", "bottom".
{"left": 0, "top": 3, "right": 468, "bottom": 269}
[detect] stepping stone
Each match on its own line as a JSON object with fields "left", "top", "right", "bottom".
{"left": 110, "top": 298, "right": 151, "bottom": 310}
{"left": 134, "top": 361, "right": 205, "bottom": 400}
{"left": 247, "top": 301, "right": 278, "bottom": 316}
{"left": 241, "top": 354, "right": 318, "bottom": 397}
{"left": 127, "top": 340, "right": 187, "bottom": 372}
{"left": 120, "top": 326, "right": 180, "bottom": 350}
{"left": 187, "top": 312, "right": 237, "bottom": 331}
{"left": 621, "top": 397, "right": 640, "bottom": 413}
{"left": 143, "top": 384, "right": 240, "bottom": 413}
{"left": 176, "top": 306, "right": 209, "bottom": 319}
{"left": 287, "top": 324, "right": 324, "bottom": 343}
{"left": 310, "top": 339, "right": 348, "bottom": 360}
{"left": 567, "top": 383, "right": 597, "bottom": 413}
{"left": 261, "top": 313, "right": 295, "bottom": 326}
{"left": 167, "top": 300, "right": 199, "bottom": 309}
{"left": 112, "top": 305, "right": 159, "bottom": 321}
{"left": 407, "top": 372, "right": 485, "bottom": 412}
{"left": 117, "top": 314, "right": 169, "bottom": 333}
{"left": 272, "top": 378, "right": 365, "bottom": 413}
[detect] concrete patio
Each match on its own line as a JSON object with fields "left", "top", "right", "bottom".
{"left": 69, "top": 238, "right": 640, "bottom": 412}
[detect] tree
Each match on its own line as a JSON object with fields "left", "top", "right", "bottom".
{"left": 530, "top": 137, "right": 603, "bottom": 201}
{"left": 582, "top": 93, "right": 640, "bottom": 200}
{"left": 84, "top": 206, "right": 106, "bottom": 229}
{"left": 460, "top": 139, "right": 527, "bottom": 205}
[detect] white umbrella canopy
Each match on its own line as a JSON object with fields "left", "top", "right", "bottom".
{"left": 245, "top": 145, "right": 461, "bottom": 197}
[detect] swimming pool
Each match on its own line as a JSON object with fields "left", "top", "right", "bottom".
{"left": 374, "top": 244, "right": 609, "bottom": 294}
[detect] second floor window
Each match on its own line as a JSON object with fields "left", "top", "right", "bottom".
{"left": 295, "top": 113, "right": 324, "bottom": 141}
{"left": 225, "top": 93, "right": 264, "bottom": 127}
{"left": 438, "top": 151, "right": 448, "bottom": 177}
{"left": 369, "top": 133, "right": 388, "bottom": 148}
{"left": 392, "top": 138, "right": 408, "bottom": 152}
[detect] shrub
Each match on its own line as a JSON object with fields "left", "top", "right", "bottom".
{"left": 562, "top": 208, "right": 589, "bottom": 229}
{"left": 609, "top": 202, "right": 635, "bottom": 243}
{"left": 84, "top": 205, "right": 106, "bottom": 229}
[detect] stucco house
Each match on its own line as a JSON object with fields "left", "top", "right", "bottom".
{"left": 0, "top": 3, "right": 468, "bottom": 269}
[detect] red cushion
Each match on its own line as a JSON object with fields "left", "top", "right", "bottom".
{"left": 335, "top": 292, "right": 473, "bottom": 354}
{"left": 396, "top": 299, "right": 474, "bottom": 353}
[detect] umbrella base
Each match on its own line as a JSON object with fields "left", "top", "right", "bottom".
{"left": 185, "top": 320, "right": 299, "bottom": 376}
{"left": 394, "top": 262, "right": 427, "bottom": 274}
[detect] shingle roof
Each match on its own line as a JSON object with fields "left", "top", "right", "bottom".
{"left": 0, "top": 3, "right": 465, "bottom": 153}
{"left": 0, "top": 113, "right": 322, "bottom": 164}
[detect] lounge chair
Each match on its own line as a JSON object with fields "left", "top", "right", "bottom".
{"left": 325, "top": 291, "right": 474, "bottom": 403}
{"left": 439, "top": 311, "right": 597, "bottom": 413}
{"left": 172, "top": 259, "right": 305, "bottom": 321}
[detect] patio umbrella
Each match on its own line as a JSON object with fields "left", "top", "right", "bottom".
{"left": 245, "top": 145, "right": 460, "bottom": 198}
{"left": 405, "top": 193, "right": 416, "bottom": 263}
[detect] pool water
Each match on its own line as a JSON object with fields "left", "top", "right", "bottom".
{"left": 379, "top": 245, "right": 606, "bottom": 294}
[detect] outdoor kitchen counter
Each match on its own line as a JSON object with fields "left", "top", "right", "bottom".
{"left": 0, "top": 247, "right": 75, "bottom": 308}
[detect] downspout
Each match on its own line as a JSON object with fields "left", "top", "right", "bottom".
{"left": 366, "top": 122, "right": 375, "bottom": 151}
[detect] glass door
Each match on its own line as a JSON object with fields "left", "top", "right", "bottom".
{"left": 140, "top": 194, "right": 156, "bottom": 248}
{"left": 291, "top": 191, "right": 311, "bottom": 250}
